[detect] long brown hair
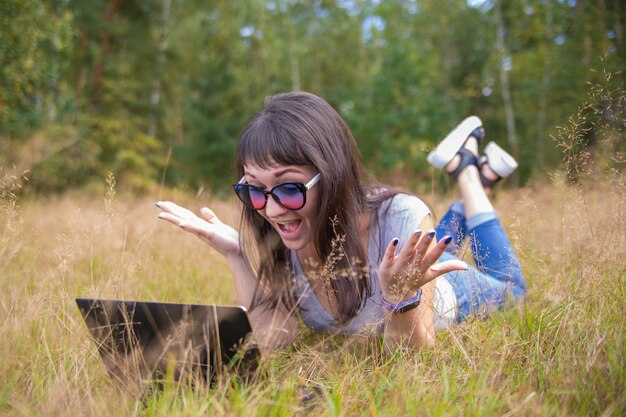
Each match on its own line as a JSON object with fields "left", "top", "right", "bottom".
{"left": 236, "top": 92, "right": 391, "bottom": 323}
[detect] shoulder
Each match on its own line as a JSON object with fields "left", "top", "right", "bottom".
{"left": 373, "top": 192, "right": 432, "bottom": 245}
{"left": 365, "top": 190, "right": 432, "bottom": 264}
{"left": 380, "top": 193, "right": 430, "bottom": 221}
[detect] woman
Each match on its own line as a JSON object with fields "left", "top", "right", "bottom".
{"left": 156, "top": 92, "right": 526, "bottom": 353}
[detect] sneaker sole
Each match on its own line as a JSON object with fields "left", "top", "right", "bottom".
{"left": 427, "top": 116, "right": 483, "bottom": 169}
{"left": 483, "top": 142, "right": 518, "bottom": 178}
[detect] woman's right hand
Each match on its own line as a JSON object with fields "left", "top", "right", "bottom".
{"left": 155, "top": 201, "right": 241, "bottom": 259}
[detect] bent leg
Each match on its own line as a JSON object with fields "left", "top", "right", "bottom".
{"left": 430, "top": 131, "right": 525, "bottom": 323}
{"left": 440, "top": 255, "right": 520, "bottom": 323}
{"left": 467, "top": 216, "right": 526, "bottom": 295}
{"left": 439, "top": 212, "right": 526, "bottom": 323}
{"left": 435, "top": 201, "right": 466, "bottom": 256}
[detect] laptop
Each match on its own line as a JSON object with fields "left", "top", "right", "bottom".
{"left": 76, "top": 298, "right": 258, "bottom": 392}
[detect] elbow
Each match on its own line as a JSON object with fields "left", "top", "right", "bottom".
{"left": 424, "top": 334, "right": 436, "bottom": 349}
{"left": 511, "top": 284, "right": 527, "bottom": 302}
{"left": 253, "top": 325, "right": 297, "bottom": 355}
{"left": 383, "top": 324, "right": 436, "bottom": 353}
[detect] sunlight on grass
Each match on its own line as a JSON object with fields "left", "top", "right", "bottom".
{"left": 1, "top": 72, "right": 625, "bottom": 414}
{"left": 1, "top": 165, "right": 624, "bottom": 415}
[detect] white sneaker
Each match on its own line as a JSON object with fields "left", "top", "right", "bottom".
{"left": 427, "top": 116, "right": 483, "bottom": 169}
{"left": 482, "top": 142, "right": 518, "bottom": 178}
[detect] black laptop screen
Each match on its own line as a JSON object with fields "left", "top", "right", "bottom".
{"left": 76, "top": 298, "right": 256, "bottom": 389}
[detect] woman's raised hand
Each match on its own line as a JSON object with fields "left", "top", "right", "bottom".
{"left": 155, "top": 201, "right": 241, "bottom": 259}
{"left": 379, "top": 230, "right": 468, "bottom": 303}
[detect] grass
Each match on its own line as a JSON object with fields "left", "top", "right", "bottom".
{"left": 0, "top": 166, "right": 624, "bottom": 416}
{"left": 1, "top": 71, "right": 624, "bottom": 416}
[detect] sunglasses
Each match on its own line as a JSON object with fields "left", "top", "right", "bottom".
{"left": 233, "top": 173, "right": 321, "bottom": 210}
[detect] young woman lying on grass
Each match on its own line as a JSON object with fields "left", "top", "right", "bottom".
{"left": 156, "top": 92, "right": 526, "bottom": 353}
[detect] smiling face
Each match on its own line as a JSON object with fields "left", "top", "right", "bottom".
{"left": 243, "top": 162, "right": 321, "bottom": 260}
{"left": 234, "top": 92, "right": 371, "bottom": 321}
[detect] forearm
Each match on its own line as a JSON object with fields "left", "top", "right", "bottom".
{"left": 249, "top": 305, "right": 299, "bottom": 353}
{"left": 383, "top": 308, "right": 435, "bottom": 351}
{"left": 383, "top": 279, "right": 436, "bottom": 351}
{"left": 226, "top": 255, "right": 298, "bottom": 353}
{"left": 226, "top": 254, "right": 261, "bottom": 309}
{"left": 154, "top": 202, "right": 296, "bottom": 352}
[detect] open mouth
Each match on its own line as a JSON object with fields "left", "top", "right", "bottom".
{"left": 277, "top": 220, "right": 301, "bottom": 235}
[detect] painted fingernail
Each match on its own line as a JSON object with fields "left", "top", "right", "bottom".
{"left": 415, "top": 230, "right": 423, "bottom": 239}
{"left": 392, "top": 238, "right": 399, "bottom": 246}
{"left": 154, "top": 202, "right": 161, "bottom": 207}
{"left": 428, "top": 231, "right": 436, "bottom": 239}
{"left": 444, "top": 236, "right": 453, "bottom": 245}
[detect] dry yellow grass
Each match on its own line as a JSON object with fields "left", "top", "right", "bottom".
{"left": 1, "top": 166, "right": 624, "bottom": 416}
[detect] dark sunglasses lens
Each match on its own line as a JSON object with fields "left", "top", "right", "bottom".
{"left": 234, "top": 185, "right": 267, "bottom": 209}
{"left": 273, "top": 183, "right": 305, "bottom": 210}
{"left": 248, "top": 187, "right": 268, "bottom": 209}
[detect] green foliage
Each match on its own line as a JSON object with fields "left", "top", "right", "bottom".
{"left": 1, "top": 0, "right": 624, "bottom": 192}
{"left": 0, "top": 0, "right": 74, "bottom": 139}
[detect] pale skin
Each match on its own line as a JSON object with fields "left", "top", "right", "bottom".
{"left": 156, "top": 161, "right": 474, "bottom": 353}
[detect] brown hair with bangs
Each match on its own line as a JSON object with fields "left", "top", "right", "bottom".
{"left": 236, "top": 92, "right": 373, "bottom": 324}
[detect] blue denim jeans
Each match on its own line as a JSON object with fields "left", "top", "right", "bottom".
{"left": 435, "top": 201, "right": 527, "bottom": 323}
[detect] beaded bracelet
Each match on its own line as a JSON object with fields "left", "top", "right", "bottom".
{"left": 381, "top": 288, "right": 422, "bottom": 315}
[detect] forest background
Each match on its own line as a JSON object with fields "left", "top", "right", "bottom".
{"left": 2, "top": 0, "right": 624, "bottom": 194}
{"left": 1, "top": 1, "right": 625, "bottom": 416}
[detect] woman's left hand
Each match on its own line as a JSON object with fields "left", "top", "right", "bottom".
{"left": 379, "top": 230, "right": 468, "bottom": 303}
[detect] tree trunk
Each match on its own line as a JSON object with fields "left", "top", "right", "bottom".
{"left": 495, "top": 0, "right": 519, "bottom": 186}
{"left": 598, "top": 0, "right": 608, "bottom": 57}
{"left": 575, "top": 0, "right": 592, "bottom": 66}
{"left": 615, "top": 1, "right": 623, "bottom": 56}
{"left": 75, "top": 32, "right": 89, "bottom": 103}
{"left": 289, "top": 33, "right": 301, "bottom": 91}
{"left": 537, "top": 0, "right": 554, "bottom": 173}
{"left": 287, "top": 2, "right": 300, "bottom": 92}
{"left": 148, "top": 0, "right": 172, "bottom": 138}
{"left": 90, "top": 0, "right": 125, "bottom": 108}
